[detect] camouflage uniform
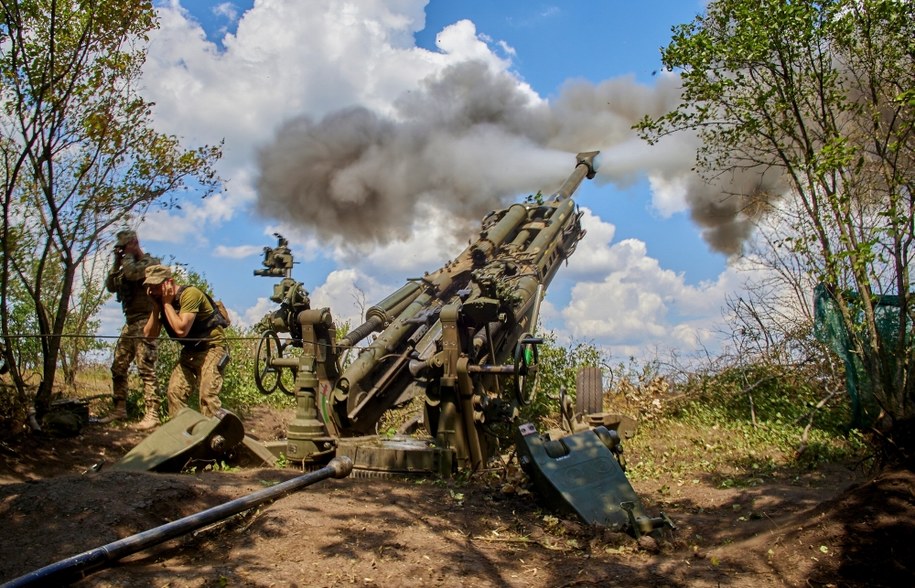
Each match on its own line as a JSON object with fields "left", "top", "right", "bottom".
{"left": 160, "top": 286, "right": 228, "bottom": 418}
{"left": 107, "top": 250, "right": 160, "bottom": 419}
{"left": 167, "top": 344, "right": 225, "bottom": 418}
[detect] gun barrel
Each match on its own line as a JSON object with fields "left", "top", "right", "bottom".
{"left": 334, "top": 291, "right": 435, "bottom": 399}
{"left": 339, "top": 281, "right": 423, "bottom": 348}
{"left": 553, "top": 151, "right": 599, "bottom": 201}
{"left": 527, "top": 198, "right": 576, "bottom": 262}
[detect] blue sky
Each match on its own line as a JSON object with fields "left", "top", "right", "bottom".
{"left": 417, "top": 1, "right": 723, "bottom": 280}
{"left": 104, "top": 0, "right": 751, "bottom": 361}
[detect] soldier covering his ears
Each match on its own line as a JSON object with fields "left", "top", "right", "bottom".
{"left": 143, "top": 264, "right": 229, "bottom": 418}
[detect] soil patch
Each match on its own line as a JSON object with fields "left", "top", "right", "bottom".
{"left": 0, "top": 410, "right": 913, "bottom": 587}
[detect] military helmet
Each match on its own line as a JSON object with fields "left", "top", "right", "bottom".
{"left": 116, "top": 229, "right": 138, "bottom": 247}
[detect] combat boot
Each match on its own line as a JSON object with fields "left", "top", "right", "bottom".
{"left": 99, "top": 399, "right": 127, "bottom": 423}
{"left": 136, "top": 408, "right": 160, "bottom": 431}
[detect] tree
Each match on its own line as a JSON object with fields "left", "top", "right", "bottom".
{"left": 58, "top": 252, "right": 107, "bottom": 390}
{"left": 0, "top": 0, "right": 221, "bottom": 426}
{"left": 639, "top": 0, "right": 915, "bottom": 447}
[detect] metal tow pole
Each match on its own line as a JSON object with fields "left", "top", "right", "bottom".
{"left": 2, "top": 456, "right": 353, "bottom": 588}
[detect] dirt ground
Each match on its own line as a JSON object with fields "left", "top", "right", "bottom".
{"left": 0, "top": 406, "right": 913, "bottom": 587}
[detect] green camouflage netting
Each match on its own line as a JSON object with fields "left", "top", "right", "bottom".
{"left": 814, "top": 284, "right": 910, "bottom": 427}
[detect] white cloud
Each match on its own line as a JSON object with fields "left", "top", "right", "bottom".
{"left": 309, "top": 268, "right": 389, "bottom": 330}
{"left": 562, "top": 209, "right": 618, "bottom": 277}
{"left": 240, "top": 296, "right": 276, "bottom": 328}
{"left": 435, "top": 20, "right": 510, "bottom": 70}
{"left": 212, "top": 2, "right": 238, "bottom": 23}
{"left": 141, "top": 1, "right": 533, "bottom": 246}
{"left": 130, "top": 1, "right": 753, "bottom": 363}
{"left": 551, "top": 211, "right": 746, "bottom": 358}
{"left": 141, "top": 208, "right": 200, "bottom": 245}
{"left": 97, "top": 301, "right": 126, "bottom": 345}
{"left": 648, "top": 173, "right": 690, "bottom": 217}
{"left": 214, "top": 244, "right": 264, "bottom": 259}
{"left": 146, "top": 0, "right": 442, "bottom": 150}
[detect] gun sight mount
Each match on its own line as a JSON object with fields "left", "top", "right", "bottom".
{"left": 254, "top": 233, "right": 294, "bottom": 278}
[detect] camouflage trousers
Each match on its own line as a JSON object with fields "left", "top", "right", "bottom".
{"left": 111, "top": 319, "right": 159, "bottom": 410}
{"left": 167, "top": 345, "right": 226, "bottom": 418}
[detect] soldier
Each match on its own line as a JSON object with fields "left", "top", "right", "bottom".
{"left": 143, "top": 265, "right": 229, "bottom": 417}
{"left": 103, "top": 230, "right": 161, "bottom": 429}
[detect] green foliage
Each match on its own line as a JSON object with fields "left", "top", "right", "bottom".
{"left": 637, "top": 0, "right": 915, "bottom": 442}
{"left": 524, "top": 191, "right": 545, "bottom": 205}
{"left": 59, "top": 259, "right": 110, "bottom": 390}
{"left": 184, "top": 460, "right": 239, "bottom": 474}
{"left": 625, "top": 363, "right": 868, "bottom": 485}
{"left": 673, "top": 367, "right": 849, "bottom": 442}
{"left": 523, "top": 332, "right": 607, "bottom": 422}
{"left": 222, "top": 325, "right": 293, "bottom": 412}
{"left": 0, "top": 0, "right": 222, "bottom": 422}
{"left": 219, "top": 328, "right": 263, "bottom": 410}
{"left": 1, "top": 283, "right": 43, "bottom": 378}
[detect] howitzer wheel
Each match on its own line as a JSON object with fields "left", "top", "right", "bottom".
{"left": 275, "top": 346, "right": 297, "bottom": 397}
{"left": 276, "top": 365, "right": 296, "bottom": 396}
{"left": 254, "top": 330, "right": 283, "bottom": 395}
{"left": 513, "top": 334, "right": 541, "bottom": 406}
{"left": 255, "top": 331, "right": 298, "bottom": 396}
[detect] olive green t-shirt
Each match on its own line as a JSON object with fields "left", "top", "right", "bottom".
{"left": 172, "top": 286, "right": 226, "bottom": 348}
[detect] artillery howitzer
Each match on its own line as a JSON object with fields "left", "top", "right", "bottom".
{"left": 113, "top": 152, "right": 671, "bottom": 537}
{"left": 247, "top": 151, "right": 673, "bottom": 536}
{"left": 8, "top": 154, "right": 671, "bottom": 587}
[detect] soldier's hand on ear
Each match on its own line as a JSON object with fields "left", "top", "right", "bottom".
{"left": 161, "top": 282, "right": 176, "bottom": 304}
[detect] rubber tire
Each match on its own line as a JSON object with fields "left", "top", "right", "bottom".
{"left": 575, "top": 366, "right": 603, "bottom": 415}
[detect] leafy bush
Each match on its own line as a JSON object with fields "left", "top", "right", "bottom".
{"left": 523, "top": 332, "right": 607, "bottom": 424}
{"left": 624, "top": 362, "right": 867, "bottom": 484}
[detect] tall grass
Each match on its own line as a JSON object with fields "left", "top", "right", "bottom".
{"left": 621, "top": 364, "right": 868, "bottom": 486}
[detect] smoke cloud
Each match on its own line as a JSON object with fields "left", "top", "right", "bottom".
{"left": 256, "top": 60, "right": 784, "bottom": 254}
